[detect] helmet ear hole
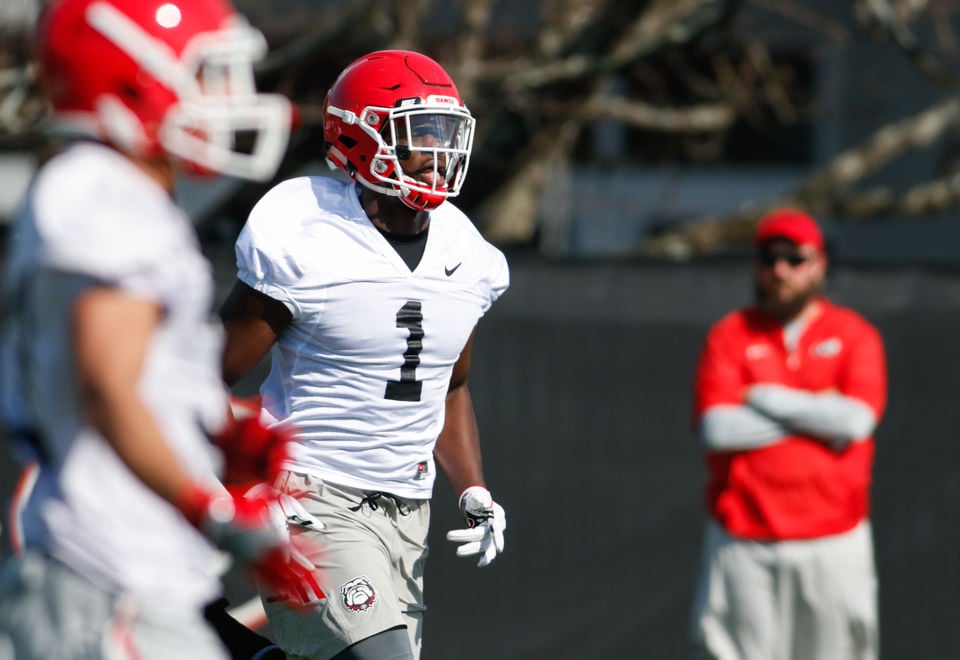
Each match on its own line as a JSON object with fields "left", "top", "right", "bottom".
{"left": 118, "top": 83, "right": 141, "bottom": 102}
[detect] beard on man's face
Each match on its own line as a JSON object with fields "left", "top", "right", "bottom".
{"left": 753, "top": 279, "right": 818, "bottom": 322}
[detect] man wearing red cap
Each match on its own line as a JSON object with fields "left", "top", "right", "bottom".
{"left": 689, "top": 209, "right": 887, "bottom": 659}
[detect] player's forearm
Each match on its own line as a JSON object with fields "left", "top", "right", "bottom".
{"left": 434, "top": 384, "right": 486, "bottom": 496}
{"left": 83, "top": 386, "right": 198, "bottom": 505}
{"left": 74, "top": 289, "right": 200, "bottom": 505}
{"left": 218, "top": 281, "right": 290, "bottom": 387}
{"left": 220, "top": 326, "right": 271, "bottom": 387}
{"left": 747, "top": 384, "right": 877, "bottom": 444}
{"left": 699, "top": 405, "right": 790, "bottom": 451}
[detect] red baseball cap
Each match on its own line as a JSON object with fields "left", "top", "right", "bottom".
{"left": 753, "top": 208, "right": 825, "bottom": 252}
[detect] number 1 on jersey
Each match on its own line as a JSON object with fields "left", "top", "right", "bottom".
{"left": 385, "top": 301, "right": 423, "bottom": 402}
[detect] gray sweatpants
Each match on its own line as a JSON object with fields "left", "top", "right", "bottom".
{"left": 0, "top": 551, "right": 228, "bottom": 660}
{"left": 690, "top": 520, "right": 878, "bottom": 660}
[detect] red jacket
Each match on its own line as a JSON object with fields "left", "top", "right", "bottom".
{"left": 693, "top": 299, "right": 887, "bottom": 540}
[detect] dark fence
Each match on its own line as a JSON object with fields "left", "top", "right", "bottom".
{"left": 3, "top": 254, "right": 959, "bottom": 659}
{"left": 418, "top": 256, "right": 960, "bottom": 660}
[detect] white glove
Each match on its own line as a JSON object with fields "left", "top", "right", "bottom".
{"left": 244, "top": 483, "right": 325, "bottom": 532}
{"left": 278, "top": 492, "right": 324, "bottom": 530}
{"left": 445, "top": 486, "right": 505, "bottom": 567}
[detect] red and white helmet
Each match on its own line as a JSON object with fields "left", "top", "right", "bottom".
{"left": 35, "top": 0, "right": 291, "bottom": 181}
{"left": 323, "top": 50, "right": 475, "bottom": 212}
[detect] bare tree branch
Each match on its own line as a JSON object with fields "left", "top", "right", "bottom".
{"left": 446, "top": 0, "right": 496, "bottom": 102}
{"left": 538, "top": 0, "right": 605, "bottom": 57}
{"left": 575, "top": 96, "right": 736, "bottom": 132}
{"left": 481, "top": 119, "right": 583, "bottom": 243}
{"left": 254, "top": 0, "right": 379, "bottom": 76}
{"left": 748, "top": 0, "right": 851, "bottom": 43}
{"left": 833, "top": 172, "right": 960, "bottom": 217}
{"left": 855, "top": 0, "right": 960, "bottom": 89}
{"left": 637, "top": 95, "right": 960, "bottom": 258}
{"left": 793, "top": 95, "right": 960, "bottom": 198}
{"left": 388, "top": 0, "right": 431, "bottom": 51}
{"left": 503, "top": 0, "right": 730, "bottom": 91}
{"left": 4, "top": 0, "right": 960, "bottom": 257}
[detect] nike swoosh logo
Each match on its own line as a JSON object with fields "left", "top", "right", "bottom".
{"left": 445, "top": 263, "right": 462, "bottom": 276}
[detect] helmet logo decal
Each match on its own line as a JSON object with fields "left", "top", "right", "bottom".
{"left": 425, "top": 95, "right": 460, "bottom": 107}
{"left": 395, "top": 97, "right": 423, "bottom": 108}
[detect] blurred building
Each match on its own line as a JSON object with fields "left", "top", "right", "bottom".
{"left": 0, "top": 0, "right": 37, "bottom": 29}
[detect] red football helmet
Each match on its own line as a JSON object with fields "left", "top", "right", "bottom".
{"left": 323, "top": 50, "right": 475, "bottom": 212}
{"left": 34, "top": 0, "right": 291, "bottom": 181}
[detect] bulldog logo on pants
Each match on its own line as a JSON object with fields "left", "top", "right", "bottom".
{"left": 340, "top": 575, "right": 377, "bottom": 613}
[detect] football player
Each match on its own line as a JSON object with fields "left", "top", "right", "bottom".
{"left": 0, "top": 1, "right": 316, "bottom": 658}
{"left": 218, "top": 50, "right": 509, "bottom": 659}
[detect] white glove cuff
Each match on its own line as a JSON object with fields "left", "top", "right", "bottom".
{"left": 458, "top": 486, "right": 493, "bottom": 514}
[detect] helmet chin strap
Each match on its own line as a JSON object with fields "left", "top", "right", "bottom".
{"left": 397, "top": 176, "right": 447, "bottom": 212}
{"left": 97, "top": 95, "right": 152, "bottom": 155}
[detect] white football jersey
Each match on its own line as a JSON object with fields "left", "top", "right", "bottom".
{"left": 236, "top": 177, "right": 509, "bottom": 499}
{"left": 0, "top": 143, "right": 225, "bottom": 608}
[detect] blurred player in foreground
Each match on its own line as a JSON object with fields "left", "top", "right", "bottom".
{"left": 690, "top": 209, "right": 887, "bottom": 659}
{"left": 218, "top": 50, "right": 509, "bottom": 659}
{"left": 0, "top": 0, "right": 320, "bottom": 657}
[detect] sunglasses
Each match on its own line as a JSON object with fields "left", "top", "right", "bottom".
{"left": 756, "top": 251, "right": 811, "bottom": 267}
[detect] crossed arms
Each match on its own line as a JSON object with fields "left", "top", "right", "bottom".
{"left": 700, "top": 386, "right": 878, "bottom": 451}
{"left": 694, "top": 315, "right": 887, "bottom": 453}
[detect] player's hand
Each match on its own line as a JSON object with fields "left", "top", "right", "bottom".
{"left": 244, "top": 481, "right": 325, "bottom": 531}
{"left": 446, "top": 486, "right": 506, "bottom": 567}
{"left": 177, "top": 483, "right": 324, "bottom": 607}
{"left": 212, "top": 396, "right": 293, "bottom": 486}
